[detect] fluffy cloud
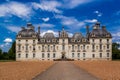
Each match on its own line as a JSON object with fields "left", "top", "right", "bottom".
{"left": 55, "top": 15, "right": 85, "bottom": 30}
{"left": 40, "top": 23, "right": 55, "bottom": 28}
{"left": 32, "top": 1, "right": 62, "bottom": 13}
{"left": 94, "top": 10, "right": 102, "bottom": 17}
{"left": 7, "top": 26, "right": 21, "bottom": 33}
{"left": 63, "top": 0, "right": 94, "bottom": 9}
{"left": 42, "top": 17, "right": 50, "bottom": 22}
{"left": 84, "top": 19, "right": 98, "bottom": 23}
{"left": 4, "top": 38, "right": 12, "bottom": 43}
{"left": 0, "top": 1, "right": 32, "bottom": 19}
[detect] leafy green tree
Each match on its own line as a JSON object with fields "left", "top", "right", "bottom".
{"left": 112, "top": 43, "right": 120, "bottom": 59}
{"left": 0, "top": 48, "right": 2, "bottom": 59}
{"left": 8, "top": 41, "right": 16, "bottom": 60}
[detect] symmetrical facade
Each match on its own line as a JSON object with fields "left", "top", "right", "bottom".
{"left": 16, "top": 22, "right": 112, "bottom": 61}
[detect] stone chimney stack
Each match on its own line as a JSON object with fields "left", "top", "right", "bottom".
{"left": 86, "top": 25, "right": 89, "bottom": 34}
{"left": 38, "top": 26, "right": 40, "bottom": 36}
{"left": 58, "top": 31, "right": 60, "bottom": 37}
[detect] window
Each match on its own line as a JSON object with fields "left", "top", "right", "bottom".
{"left": 48, "top": 53, "right": 50, "bottom": 58}
{"left": 72, "top": 45, "right": 74, "bottom": 50}
{"left": 100, "top": 53, "right": 102, "bottom": 58}
{"left": 100, "top": 39, "right": 102, "bottom": 43}
{"left": 92, "top": 54, "right": 95, "bottom": 58}
{"left": 100, "top": 44, "right": 102, "bottom": 50}
{"left": 38, "top": 46, "right": 40, "bottom": 50}
{"left": 26, "top": 40, "right": 28, "bottom": 42}
{"left": 42, "top": 53, "right": 44, "bottom": 58}
{"left": 18, "top": 53, "right": 21, "bottom": 58}
{"left": 107, "top": 39, "right": 109, "bottom": 43}
{"left": 48, "top": 45, "right": 50, "bottom": 51}
{"left": 78, "top": 45, "right": 80, "bottom": 50}
{"left": 53, "top": 53, "right": 55, "bottom": 58}
{"left": 72, "top": 53, "right": 74, "bottom": 58}
{"left": 83, "top": 53, "right": 85, "bottom": 57}
{"left": 26, "top": 45, "right": 28, "bottom": 51}
{"left": 92, "top": 39, "right": 94, "bottom": 42}
{"left": 83, "top": 45, "right": 85, "bottom": 50}
{"left": 78, "top": 53, "right": 80, "bottom": 57}
{"left": 33, "top": 53, "right": 35, "bottom": 58}
{"left": 26, "top": 54, "right": 28, "bottom": 58}
{"left": 92, "top": 45, "right": 95, "bottom": 50}
{"left": 62, "top": 45, "right": 65, "bottom": 50}
{"left": 107, "top": 53, "right": 109, "bottom": 57}
{"left": 63, "top": 39, "right": 65, "bottom": 43}
{"left": 33, "top": 45, "right": 35, "bottom": 51}
{"left": 107, "top": 44, "right": 109, "bottom": 49}
{"left": 18, "top": 45, "right": 21, "bottom": 51}
{"left": 33, "top": 40, "right": 35, "bottom": 43}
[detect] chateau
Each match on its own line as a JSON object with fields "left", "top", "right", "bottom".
{"left": 16, "top": 22, "right": 112, "bottom": 61}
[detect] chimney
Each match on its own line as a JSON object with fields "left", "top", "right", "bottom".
{"left": 38, "top": 26, "right": 40, "bottom": 35}
{"left": 58, "top": 31, "right": 60, "bottom": 37}
{"left": 102, "top": 26, "right": 106, "bottom": 30}
{"left": 86, "top": 25, "right": 89, "bottom": 34}
{"left": 21, "top": 27, "right": 25, "bottom": 30}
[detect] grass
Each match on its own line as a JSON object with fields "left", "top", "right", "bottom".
{"left": 0, "top": 60, "right": 15, "bottom": 62}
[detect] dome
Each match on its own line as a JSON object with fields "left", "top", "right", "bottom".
{"left": 18, "top": 29, "right": 36, "bottom": 37}
{"left": 43, "top": 33, "right": 55, "bottom": 39}
{"left": 73, "top": 33, "right": 83, "bottom": 39}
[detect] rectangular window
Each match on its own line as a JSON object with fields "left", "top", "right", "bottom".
{"left": 42, "top": 53, "right": 44, "bottom": 58}
{"left": 18, "top": 45, "right": 21, "bottom": 51}
{"left": 83, "top": 45, "right": 85, "bottom": 50}
{"left": 107, "top": 53, "right": 109, "bottom": 57}
{"left": 72, "top": 53, "right": 74, "bottom": 58}
{"left": 107, "top": 44, "right": 109, "bottom": 49}
{"left": 26, "top": 45, "right": 28, "bottom": 51}
{"left": 83, "top": 53, "right": 85, "bottom": 57}
{"left": 62, "top": 45, "right": 65, "bottom": 50}
{"left": 53, "top": 53, "right": 55, "bottom": 58}
{"left": 48, "top": 53, "right": 50, "bottom": 58}
{"left": 100, "top": 53, "right": 102, "bottom": 58}
{"left": 26, "top": 54, "right": 28, "bottom": 58}
{"left": 92, "top": 54, "right": 95, "bottom": 58}
{"left": 100, "top": 44, "right": 102, "bottom": 50}
{"left": 72, "top": 45, "right": 74, "bottom": 50}
{"left": 100, "top": 39, "right": 102, "bottom": 43}
{"left": 33, "top": 45, "right": 35, "bottom": 51}
{"left": 92, "top": 45, "right": 95, "bottom": 50}
{"left": 78, "top": 53, "right": 80, "bottom": 57}
{"left": 33, "top": 40, "right": 35, "bottom": 43}
{"left": 18, "top": 53, "right": 21, "bottom": 58}
{"left": 92, "top": 39, "right": 94, "bottom": 42}
{"left": 107, "top": 39, "right": 109, "bottom": 43}
{"left": 33, "top": 53, "right": 35, "bottom": 58}
{"left": 78, "top": 45, "right": 80, "bottom": 50}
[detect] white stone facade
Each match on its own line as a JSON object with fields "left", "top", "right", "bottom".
{"left": 16, "top": 22, "right": 112, "bottom": 61}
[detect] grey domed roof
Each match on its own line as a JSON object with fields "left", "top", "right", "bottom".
{"left": 43, "top": 33, "right": 55, "bottom": 39}
{"left": 73, "top": 33, "right": 83, "bottom": 39}
{"left": 89, "top": 28, "right": 112, "bottom": 38}
{"left": 18, "top": 29, "right": 36, "bottom": 37}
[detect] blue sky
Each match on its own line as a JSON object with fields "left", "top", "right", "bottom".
{"left": 0, "top": 0, "right": 120, "bottom": 52}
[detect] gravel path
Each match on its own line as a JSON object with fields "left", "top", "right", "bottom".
{"left": 33, "top": 61, "right": 99, "bottom": 80}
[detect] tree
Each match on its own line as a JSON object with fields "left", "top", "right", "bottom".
{"left": 112, "top": 43, "right": 120, "bottom": 59}
{"left": 0, "top": 48, "right": 2, "bottom": 59}
{"left": 8, "top": 41, "right": 16, "bottom": 60}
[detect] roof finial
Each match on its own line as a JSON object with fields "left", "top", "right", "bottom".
{"left": 62, "top": 26, "right": 64, "bottom": 30}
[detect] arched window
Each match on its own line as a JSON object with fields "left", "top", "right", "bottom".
{"left": 26, "top": 54, "right": 28, "bottom": 58}
{"left": 42, "top": 53, "right": 44, "bottom": 58}
{"left": 18, "top": 53, "right": 21, "bottom": 58}
{"left": 100, "top": 53, "right": 102, "bottom": 58}
{"left": 107, "top": 53, "right": 109, "bottom": 57}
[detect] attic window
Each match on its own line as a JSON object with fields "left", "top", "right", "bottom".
{"left": 72, "top": 39, "right": 75, "bottom": 42}
{"left": 82, "top": 39, "right": 86, "bottom": 42}
{"left": 77, "top": 40, "right": 80, "bottom": 42}
{"left": 47, "top": 40, "right": 51, "bottom": 43}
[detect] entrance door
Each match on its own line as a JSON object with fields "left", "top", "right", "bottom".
{"left": 61, "top": 54, "right": 65, "bottom": 59}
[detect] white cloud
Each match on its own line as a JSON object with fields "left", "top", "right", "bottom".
{"left": 7, "top": 26, "right": 21, "bottom": 33}
{"left": 94, "top": 10, "right": 102, "bottom": 17}
{"left": 63, "top": 0, "right": 94, "bottom": 9}
{"left": 32, "top": 1, "right": 62, "bottom": 13}
{"left": 40, "top": 23, "right": 55, "bottom": 28}
{"left": 42, "top": 17, "right": 50, "bottom": 22}
{"left": 4, "top": 38, "right": 12, "bottom": 43}
{"left": 0, "top": 1, "right": 32, "bottom": 19}
{"left": 84, "top": 19, "right": 98, "bottom": 23}
{"left": 55, "top": 15, "right": 85, "bottom": 30}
